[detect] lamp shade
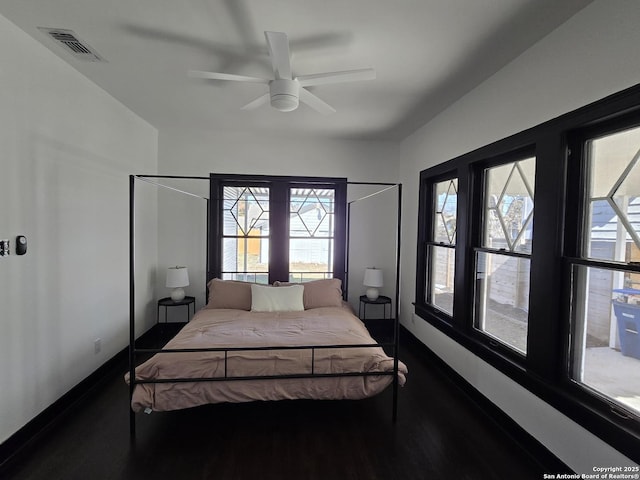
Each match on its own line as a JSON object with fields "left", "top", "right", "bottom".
{"left": 363, "top": 268, "right": 383, "bottom": 287}
{"left": 166, "top": 266, "right": 189, "bottom": 288}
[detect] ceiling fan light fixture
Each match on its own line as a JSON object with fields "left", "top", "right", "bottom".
{"left": 270, "top": 79, "right": 300, "bottom": 112}
{"left": 271, "top": 94, "right": 299, "bottom": 112}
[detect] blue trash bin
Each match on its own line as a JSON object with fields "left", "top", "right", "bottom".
{"left": 612, "top": 300, "right": 640, "bottom": 360}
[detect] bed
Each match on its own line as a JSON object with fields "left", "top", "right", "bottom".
{"left": 127, "top": 175, "right": 405, "bottom": 434}
{"left": 126, "top": 278, "right": 407, "bottom": 415}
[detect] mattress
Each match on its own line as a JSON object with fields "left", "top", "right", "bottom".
{"left": 126, "top": 304, "right": 407, "bottom": 412}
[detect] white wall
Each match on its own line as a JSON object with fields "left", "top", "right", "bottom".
{"left": 399, "top": 0, "right": 640, "bottom": 472}
{"left": 156, "top": 128, "right": 400, "bottom": 317}
{"left": 347, "top": 184, "right": 399, "bottom": 315}
{"left": 158, "top": 129, "right": 399, "bottom": 182}
{"left": 0, "top": 14, "right": 158, "bottom": 443}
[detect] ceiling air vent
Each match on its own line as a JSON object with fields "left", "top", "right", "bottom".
{"left": 38, "top": 27, "right": 106, "bottom": 62}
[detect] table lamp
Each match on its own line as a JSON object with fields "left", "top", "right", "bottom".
{"left": 166, "top": 266, "right": 189, "bottom": 302}
{"left": 363, "top": 267, "right": 383, "bottom": 300}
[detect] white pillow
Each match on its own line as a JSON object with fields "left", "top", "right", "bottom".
{"left": 250, "top": 284, "right": 305, "bottom": 312}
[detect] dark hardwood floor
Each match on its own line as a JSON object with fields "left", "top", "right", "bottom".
{"left": 2, "top": 327, "right": 555, "bottom": 480}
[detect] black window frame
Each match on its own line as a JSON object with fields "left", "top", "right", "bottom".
{"left": 564, "top": 112, "right": 640, "bottom": 425}
{"left": 209, "top": 174, "right": 347, "bottom": 286}
{"left": 469, "top": 147, "right": 537, "bottom": 360}
{"left": 419, "top": 171, "right": 459, "bottom": 319}
{"left": 415, "top": 84, "right": 640, "bottom": 463}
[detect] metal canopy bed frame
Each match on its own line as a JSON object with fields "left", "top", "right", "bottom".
{"left": 128, "top": 174, "right": 403, "bottom": 436}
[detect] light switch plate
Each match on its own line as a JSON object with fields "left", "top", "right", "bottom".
{"left": 16, "top": 235, "right": 27, "bottom": 255}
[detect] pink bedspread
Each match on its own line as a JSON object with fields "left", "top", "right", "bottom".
{"left": 126, "top": 305, "right": 407, "bottom": 412}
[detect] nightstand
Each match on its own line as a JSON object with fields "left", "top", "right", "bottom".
{"left": 359, "top": 295, "right": 393, "bottom": 345}
{"left": 358, "top": 295, "right": 392, "bottom": 320}
{"left": 157, "top": 296, "right": 196, "bottom": 324}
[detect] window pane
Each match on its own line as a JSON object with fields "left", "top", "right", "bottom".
{"left": 222, "top": 237, "right": 269, "bottom": 278}
{"left": 222, "top": 186, "right": 270, "bottom": 236}
{"left": 428, "top": 245, "right": 455, "bottom": 315}
{"left": 585, "top": 125, "right": 640, "bottom": 262}
{"left": 289, "top": 188, "right": 335, "bottom": 280}
{"left": 433, "top": 179, "right": 457, "bottom": 245}
{"left": 290, "top": 188, "right": 335, "bottom": 238}
{"left": 289, "top": 238, "right": 333, "bottom": 281}
{"left": 221, "top": 185, "right": 270, "bottom": 282}
{"left": 427, "top": 178, "right": 457, "bottom": 314}
{"left": 222, "top": 272, "right": 269, "bottom": 284}
{"left": 570, "top": 265, "right": 640, "bottom": 418}
{"left": 474, "top": 251, "right": 530, "bottom": 354}
{"left": 288, "top": 272, "right": 332, "bottom": 283}
{"left": 483, "top": 157, "right": 535, "bottom": 254}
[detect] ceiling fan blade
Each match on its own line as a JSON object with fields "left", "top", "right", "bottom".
{"left": 299, "top": 88, "right": 336, "bottom": 115}
{"left": 265, "top": 31, "right": 292, "bottom": 80}
{"left": 296, "top": 68, "right": 376, "bottom": 87}
{"left": 241, "top": 93, "right": 270, "bottom": 110}
{"left": 289, "top": 32, "right": 353, "bottom": 52}
{"left": 223, "top": 0, "right": 259, "bottom": 47}
{"left": 125, "top": 24, "right": 267, "bottom": 66}
{"left": 188, "top": 70, "right": 269, "bottom": 84}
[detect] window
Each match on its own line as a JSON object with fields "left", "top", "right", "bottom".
{"left": 425, "top": 178, "right": 458, "bottom": 315}
{"left": 414, "top": 84, "right": 640, "bottom": 462}
{"left": 221, "top": 185, "right": 270, "bottom": 283}
{"left": 474, "top": 156, "right": 535, "bottom": 354}
{"left": 569, "top": 122, "right": 640, "bottom": 419}
{"left": 289, "top": 188, "right": 336, "bottom": 282}
{"left": 210, "top": 175, "right": 346, "bottom": 285}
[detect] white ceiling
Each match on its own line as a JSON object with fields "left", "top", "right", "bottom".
{"left": 0, "top": 0, "right": 593, "bottom": 141}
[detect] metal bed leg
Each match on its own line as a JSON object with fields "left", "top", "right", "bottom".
{"left": 130, "top": 408, "right": 136, "bottom": 437}
{"left": 391, "top": 312, "right": 400, "bottom": 424}
{"left": 392, "top": 377, "right": 398, "bottom": 423}
{"left": 129, "top": 175, "right": 136, "bottom": 439}
{"left": 392, "top": 320, "right": 399, "bottom": 423}
{"left": 392, "top": 183, "right": 402, "bottom": 424}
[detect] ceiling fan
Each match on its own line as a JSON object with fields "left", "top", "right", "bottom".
{"left": 188, "top": 31, "right": 375, "bottom": 114}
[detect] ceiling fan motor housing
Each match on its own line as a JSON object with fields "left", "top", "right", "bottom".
{"left": 270, "top": 79, "right": 300, "bottom": 112}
